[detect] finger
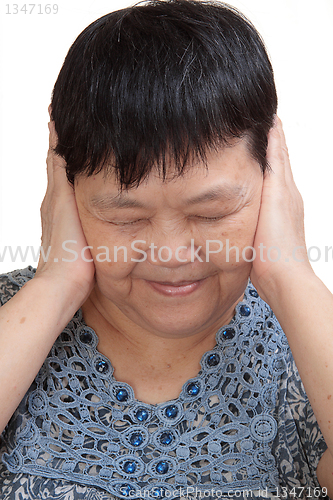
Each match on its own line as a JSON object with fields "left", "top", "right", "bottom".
{"left": 266, "top": 116, "right": 292, "bottom": 185}
{"left": 46, "top": 121, "right": 68, "bottom": 192}
{"left": 48, "top": 121, "right": 67, "bottom": 171}
{"left": 266, "top": 118, "right": 285, "bottom": 181}
{"left": 46, "top": 123, "right": 55, "bottom": 187}
{"left": 274, "top": 117, "right": 295, "bottom": 185}
{"left": 48, "top": 120, "right": 58, "bottom": 150}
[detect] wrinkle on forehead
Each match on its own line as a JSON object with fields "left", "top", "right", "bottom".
{"left": 90, "top": 183, "right": 246, "bottom": 212}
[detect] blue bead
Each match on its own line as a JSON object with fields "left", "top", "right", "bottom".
{"left": 135, "top": 408, "right": 149, "bottom": 421}
{"left": 130, "top": 432, "right": 143, "bottom": 447}
{"left": 207, "top": 353, "right": 220, "bottom": 367}
{"left": 240, "top": 305, "right": 251, "bottom": 317}
{"left": 123, "top": 461, "right": 136, "bottom": 474}
{"left": 152, "top": 487, "right": 165, "bottom": 498}
{"left": 79, "top": 330, "right": 93, "bottom": 344}
{"left": 116, "top": 389, "right": 129, "bottom": 402}
{"left": 165, "top": 405, "right": 178, "bottom": 419}
{"left": 249, "top": 289, "right": 259, "bottom": 298}
{"left": 160, "top": 432, "right": 173, "bottom": 446}
{"left": 95, "top": 360, "right": 109, "bottom": 374}
{"left": 156, "top": 460, "right": 169, "bottom": 474}
{"left": 187, "top": 382, "right": 200, "bottom": 396}
{"left": 222, "top": 328, "right": 235, "bottom": 340}
{"left": 120, "top": 484, "right": 134, "bottom": 497}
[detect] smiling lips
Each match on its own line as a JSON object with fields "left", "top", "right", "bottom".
{"left": 146, "top": 277, "right": 208, "bottom": 296}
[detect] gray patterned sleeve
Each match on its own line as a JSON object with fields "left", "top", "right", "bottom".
{"left": 284, "top": 349, "right": 328, "bottom": 489}
{"left": 0, "top": 266, "right": 36, "bottom": 306}
{"left": 0, "top": 266, "right": 36, "bottom": 443}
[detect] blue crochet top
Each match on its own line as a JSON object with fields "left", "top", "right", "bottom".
{"left": 0, "top": 267, "right": 328, "bottom": 500}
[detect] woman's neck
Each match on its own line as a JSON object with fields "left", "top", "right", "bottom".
{"left": 80, "top": 287, "right": 241, "bottom": 405}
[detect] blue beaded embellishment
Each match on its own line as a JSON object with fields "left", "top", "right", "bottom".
{"left": 129, "top": 433, "right": 143, "bottom": 446}
{"left": 123, "top": 461, "right": 136, "bottom": 474}
{"left": 120, "top": 484, "right": 134, "bottom": 497}
{"left": 156, "top": 461, "right": 169, "bottom": 474}
{"left": 79, "top": 329, "right": 93, "bottom": 344}
{"left": 135, "top": 408, "right": 149, "bottom": 421}
{"left": 222, "top": 327, "right": 235, "bottom": 340}
{"left": 165, "top": 405, "right": 178, "bottom": 419}
{"left": 95, "top": 359, "right": 109, "bottom": 373}
{"left": 152, "top": 487, "right": 165, "bottom": 498}
{"left": 116, "top": 388, "right": 129, "bottom": 402}
{"left": 159, "top": 432, "right": 173, "bottom": 446}
{"left": 186, "top": 381, "right": 200, "bottom": 396}
{"left": 207, "top": 353, "right": 220, "bottom": 366}
{"left": 240, "top": 305, "right": 251, "bottom": 316}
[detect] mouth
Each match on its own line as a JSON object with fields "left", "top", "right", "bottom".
{"left": 145, "top": 276, "right": 209, "bottom": 297}
{"left": 152, "top": 280, "right": 202, "bottom": 286}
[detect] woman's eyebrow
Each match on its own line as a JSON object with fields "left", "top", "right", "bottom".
{"left": 90, "top": 184, "right": 244, "bottom": 210}
{"left": 184, "top": 184, "right": 244, "bottom": 206}
{"left": 90, "top": 195, "right": 146, "bottom": 210}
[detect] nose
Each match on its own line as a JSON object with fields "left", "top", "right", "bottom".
{"left": 144, "top": 231, "right": 203, "bottom": 268}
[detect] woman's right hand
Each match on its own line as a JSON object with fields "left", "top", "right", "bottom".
{"left": 0, "top": 119, "right": 96, "bottom": 432}
{"left": 35, "top": 120, "right": 96, "bottom": 307}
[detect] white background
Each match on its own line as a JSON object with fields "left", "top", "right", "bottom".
{"left": 0, "top": 0, "right": 332, "bottom": 291}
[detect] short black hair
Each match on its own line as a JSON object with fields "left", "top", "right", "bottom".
{"left": 51, "top": 0, "right": 277, "bottom": 189}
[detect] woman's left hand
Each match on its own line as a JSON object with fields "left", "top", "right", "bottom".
{"left": 250, "top": 117, "right": 333, "bottom": 494}
{"left": 250, "top": 116, "right": 313, "bottom": 303}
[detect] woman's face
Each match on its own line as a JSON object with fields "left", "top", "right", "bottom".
{"left": 75, "top": 139, "right": 263, "bottom": 339}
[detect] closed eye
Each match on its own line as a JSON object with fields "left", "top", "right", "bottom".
{"left": 192, "top": 215, "right": 226, "bottom": 222}
{"left": 110, "top": 219, "right": 146, "bottom": 226}
{"left": 107, "top": 216, "right": 227, "bottom": 225}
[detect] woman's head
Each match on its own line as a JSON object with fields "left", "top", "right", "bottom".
{"left": 51, "top": 0, "right": 276, "bottom": 338}
{"left": 50, "top": 0, "right": 277, "bottom": 189}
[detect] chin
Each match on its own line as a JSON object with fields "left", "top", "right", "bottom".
{"left": 134, "top": 302, "right": 223, "bottom": 339}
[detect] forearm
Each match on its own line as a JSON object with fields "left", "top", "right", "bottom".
{"left": 262, "top": 268, "right": 333, "bottom": 454}
{"left": 0, "top": 276, "right": 82, "bottom": 434}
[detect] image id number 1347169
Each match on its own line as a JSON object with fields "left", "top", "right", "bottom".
{"left": 5, "top": 4, "right": 58, "bottom": 14}
{"left": 274, "top": 487, "right": 327, "bottom": 498}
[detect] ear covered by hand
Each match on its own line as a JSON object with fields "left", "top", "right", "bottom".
{"left": 35, "top": 109, "right": 96, "bottom": 306}
{"left": 250, "top": 116, "right": 313, "bottom": 303}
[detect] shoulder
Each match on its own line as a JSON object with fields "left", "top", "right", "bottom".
{"left": 0, "top": 266, "right": 36, "bottom": 305}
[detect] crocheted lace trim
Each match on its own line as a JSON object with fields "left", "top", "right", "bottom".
{"left": 2, "top": 269, "right": 288, "bottom": 498}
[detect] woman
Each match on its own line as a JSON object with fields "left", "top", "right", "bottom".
{"left": 0, "top": 1, "right": 332, "bottom": 498}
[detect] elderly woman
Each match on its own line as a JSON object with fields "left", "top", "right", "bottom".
{"left": 0, "top": 1, "right": 332, "bottom": 498}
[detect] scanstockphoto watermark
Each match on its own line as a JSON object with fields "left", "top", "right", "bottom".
{"left": 117, "top": 486, "right": 274, "bottom": 498}
{"left": 102, "top": 486, "right": 329, "bottom": 498}
{"left": 0, "top": 240, "right": 333, "bottom": 264}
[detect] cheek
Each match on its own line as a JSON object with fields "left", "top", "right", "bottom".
{"left": 80, "top": 221, "right": 137, "bottom": 281}
{"left": 200, "top": 209, "right": 259, "bottom": 269}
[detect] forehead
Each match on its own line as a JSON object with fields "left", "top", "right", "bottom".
{"left": 76, "top": 138, "right": 261, "bottom": 204}
{"left": 90, "top": 183, "right": 247, "bottom": 211}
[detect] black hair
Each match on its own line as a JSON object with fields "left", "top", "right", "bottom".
{"left": 51, "top": 0, "right": 277, "bottom": 189}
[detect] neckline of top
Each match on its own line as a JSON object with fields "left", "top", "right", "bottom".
{"left": 71, "top": 279, "right": 259, "bottom": 410}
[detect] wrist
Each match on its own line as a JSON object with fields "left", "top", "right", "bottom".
{"left": 30, "top": 270, "right": 93, "bottom": 318}
{"left": 253, "top": 261, "right": 316, "bottom": 307}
